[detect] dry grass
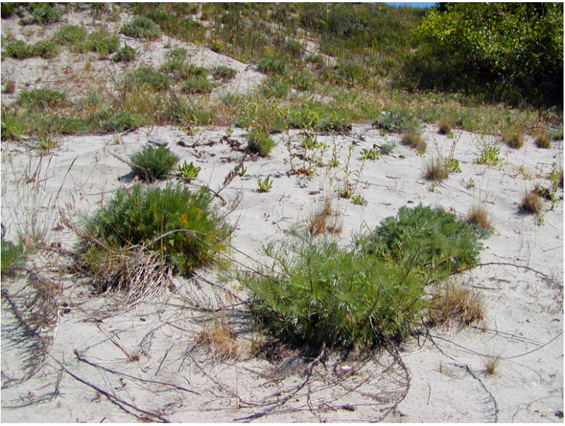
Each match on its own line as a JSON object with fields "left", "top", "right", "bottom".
{"left": 307, "top": 198, "right": 342, "bottom": 235}
{"left": 521, "top": 190, "right": 543, "bottom": 214}
{"left": 425, "top": 158, "right": 449, "bottom": 182}
{"left": 401, "top": 130, "right": 427, "bottom": 154}
{"left": 197, "top": 313, "right": 238, "bottom": 360}
{"left": 466, "top": 204, "right": 494, "bottom": 233}
{"left": 428, "top": 278, "right": 485, "bottom": 327}
{"left": 534, "top": 132, "right": 551, "bottom": 149}
{"left": 501, "top": 127, "right": 524, "bottom": 149}
{"left": 483, "top": 351, "right": 502, "bottom": 376}
{"left": 438, "top": 117, "right": 453, "bottom": 135}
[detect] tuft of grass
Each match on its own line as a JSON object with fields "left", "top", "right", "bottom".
{"left": 534, "top": 131, "right": 551, "bottom": 149}
{"left": 257, "top": 57, "right": 288, "bottom": 75}
{"left": 466, "top": 204, "right": 494, "bottom": 234}
{"left": 197, "top": 314, "right": 238, "bottom": 360}
{"left": 85, "top": 29, "right": 119, "bottom": 57}
{"left": 1, "top": 238, "right": 26, "bottom": 276}
{"left": 212, "top": 66, "right": 237, "bottom": 81}
{"left": 129, "top": 144, "right": 179, "bottom": 182}
{"left": 120, "top": 17, "right": 162, "bottom": 40}
{"left": 112, "top": 45, "right": 136, "bottom": 62}
{"left": 307, "top": 199, "right": 342, "bottom": 235}
{"left": 247, "top": 128, "right": 276, "bottom": 157}
{"left": 18, "top": 88, "right": 66, "bottom": 110}
{"left": 425, "top": 158, "right": 449, "bottom": 182}
{"left": 379, "top": 142, "right": 396, "bottom": 155}
{"left": 521, "top": 190, "right": 543, "bottom": 214}
{"left": 3, "top": 80, "right": 16, "bottom": 94}
{"left": 124, "top": 66, "right": 172, "bottom": 92}
{"left": 182, "top": 76, "right": 213, "bottom": 94}
{"left": 373, "top": 108, "right": 419, "bottom": 134}
{"left": 483, "top": 352, "right": 502, "bottom": 376}
{"left": 438, "top": 117, "right": 454, "bottom": 135}
{"left": 428, "top": 278, "right": 485, "bottom": 326}
{"left": 401, "top": 130, "right": 427, "bottom": 154}
{"left": 101, "top": 110, "right": 148, "bottom": 133}
{"left": 20, "top": 3, "right": 62, "bottom": 25}
{"left": 55, "top": 24, "right": 88, "bottom": 48}
{"left": 80, "top": 184, "right": 232, "bottom": 275}
{"left": 501, "top": 127, "right": 524, "bottom": 149}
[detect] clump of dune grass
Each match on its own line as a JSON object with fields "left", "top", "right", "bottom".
{"left": 534, "top": 131, "right": 551, "bottom": 149}
{"left": 466, "top": 204, "right": 494, "bottom": 234}
{"left": 307, "top": 198, "right": 342, "bottom": 235}
{"left": 501, "top": 127, "right": 524, "bottom": 149}
{"left": 425, "top": 158, "right": 449, "bottom": 182}
{"left": 428, "top": 278, "right": 484, "bottom": 327}
{"left": 438, "top": 117, "right": 454, "bottom": 135}
{"left": 521, "top": 190, "right": 543, "bottom": 214}
{"left": 401, "top": 130, "right": 427, "bottom": 154}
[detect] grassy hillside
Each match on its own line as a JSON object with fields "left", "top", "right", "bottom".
{"left": 1, "top": 2, "right": 562, "bottom": 142}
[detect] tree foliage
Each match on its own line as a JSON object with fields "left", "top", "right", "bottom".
{"left": 403, "top": 3, "right": 563, "bottom": 107}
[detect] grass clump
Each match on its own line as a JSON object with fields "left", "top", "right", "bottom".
{"left": 85, "top": 29, "right": 119, "bottom": 57}
{"left": 3, "top": 80, "right": 16, "bottom": 94}
{"left": 183, "top": 76, "right": 213, "bottom": 94}
{"left": 438, "top": 117, "right": 454, "bottom": 135}
{"left": 20, "top": 3, "right": 62, "bottom": 25}
{"left": 373, "top": 109, "right": 419, "bottom": 134}
{"left": 212, "top": 65, "right": 237, "bottom": 81}
{"left": 129, "top": 144, "right": 179, "bottom": 182}
{"left": 466, "top": 204, "right": 494, "bottom": 234}
{"left": 18, "top": 89, "right": 65, "bottom": 110}
{"left": 357, "top": 204, "right": 485, "bottom": 280}
{"left": 307, "top": 199, "right": 342, "bottom": 235}
{"left": 55, "top": 24, "right": 88, "bottom": 47}
{"left": 401, "top": 130, "right": 427, "bottom": 154}
{"left": 124, "top": 66, "right": 172, "bottom": 92}
{"left": 2, "top": 39, "right": 59, "bottom": 60}
{"left": 236, "top": 230, "right": 426, "bottom": 348}
{"left": 112, "top": 45, "right": 136, "bottom": 62}
{"left": 247, "top": 128, "right": 276, "bottom": 157}
{"left": 120, "top": 17, "right": 162, "bottom": 40}
{"left": 80, "top": 184, "right": 232, "bottom": 275}
{"left": 425, "top": 158, "right": 449, "bottom": 182}
{"left": 101, "top": 110, "right": 148, "bottom": 133}
{"left": 521, "top": 190, "right": 543, "bottom": 214}
{"left": 257, "top": 57, "right": 288, "bottom": 75}
{"left": 428, "top": 278, "right": 484, "bottom": 326}
{"left": 534, "top": 131, "right": 551, "bottom": 149}
{"left": 501, "top": 127, "right": 524, "bottom": 149}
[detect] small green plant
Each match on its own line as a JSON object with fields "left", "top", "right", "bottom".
{"left": 112, "top": 45, "right": 136, "bottom": 62}
{"left": 101, "top": 110, "right": 148, "bottom": 133}
{"left": 80, "top": 184, "right": 232, "bottom": 275}
{"left": 129, "top": 144, "right": 179, "bottom": 182}
{"left": 520, "top": 190, "right": 543, "bottom": 214}
{"left": 501, "top": 127, "right": 524, "bottom": 149}
{"left": 401, "top": 131, "right": 427, "bottom": 154}
{"left": 357, "top": 204, "right": 486, "bottom": 280}
{"left": 465, "top": 178, "right": 476, "bottom": 190}
{"left": 3, "top": 38, "right": 59, "bottom": 60}
{"left": 260, "top": 77, "right": 290, "bottom": 98}
{"left": 379, "top": 142, "right": 396, "bottom": 155}
{"left": 257, "top": 176, "right": 273, "bottom": 193}
{"left": 351, "top": 194, "right": 367, "bottom": 205}
{"left": 85, "top": 29, "right": 119, "bottom": 57}
{"left": 18, "top": 88, "right": 66, "bottom": 110}
{"left": 178, "top": 160, "right": 201, "bottom": 182}
{"left": 247, "top": 129, "right": 276, "bottom": 157}
{"left": 1, "top": 238, "right": 26, "bottom": 276}
{"left": 212, "top": 66, "right": 237, "bottom": 81}
{"left": 474, "top": 142, "right": 502, "bottom": 166}
{"left": 534, "top": 131, "right": 551, "bottom": 149}
{"left": 361, "top": 148, "right": 379, "bottom": 161}
{"left": 373, "top": 109, "right": 419, "bottom": 134}
{"left": 120, "top": 17, "right": 162, "bottom": 40}
{"left": 20, "top": 3, "right": 61, "bottom": 25}
{"left": 182, "top": 76, "right": 213, "bottom": 94}
{"left": 238, "top": 165, "right": 247, "bottom": 176}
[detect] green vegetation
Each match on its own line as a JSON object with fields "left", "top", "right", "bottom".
{"left": 1, "top": 238, "right": 26, "bottom": 276}
{"left": 120, "top": 16, "right": 162, "bottom": 40}
{"left": 129, "top": 144, "right": 179, "bottom": 182}
{"left": 18, "top": 89, "right": 66, "bottom": 110}
{"left": 257, "top": 176, "right": 273, "bottom": 193}
{"left": 80, "top": 184, "right": 232, "bottom": 275}
{"left": 178, "top": 160, "right": 201, "bottom": 182}
{"left": 247, "top": 129, "right": 276, "bottom": 157}
{"left": 183, "top": 76, "right": 212, "bottom": 94}
{"left": 373, "top": 109, "right": 419, "bottom": 134}
{"left": 112, "top": 45, "right": 136, "bottom": 62}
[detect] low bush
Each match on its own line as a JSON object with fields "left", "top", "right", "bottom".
{"left": 31, "top": 39, "right": 59, "bottom": 59}
{"left": 236, "top": 230, "right": 426, "bottom": 348}
{"left": 260, "top": 77, "right": 290, "bottom": 98}
{"left": 280, "top": 39, "right": 302, "bottom": 59}
{"left": 80, "top": 184, "right": 232, "bottom": 275}
{"left": 247, "top": 128, "right": 276, "bottom": 157}
{"left": 212, "top": 65, "right": 237, "bottom": 81}
{"left": 182, "top": 76, "right": 212, "bottom": 94}
{"left": 373, "top": 108, "right": 419, "bottom": 133}
{"left": 3, "top": 39, "right": 35, "bottom": 59}
{"left": 85, "top": 29, "right": 119, "bottom": 57}
{"left": 20, "top": 3, "right": 62, "bottom": 25}
{"left": 357, "top": 204, "right": 485, "bottom": 280}
{"left": 18, "top": 88, "right": 66, "bottom": 110}
{"left": 124, "top": 66, "right": 172, "bottom": 92}
{"left": 101, "top": 110, "right": 148, "bottom": 133}
{"left": 120, "top": 17, "right": 162, "bottom": 40}
{"left": 129, "top": 144, "right": 179, "bottom": 182}
{"left": 112, "top": 45, "right": 136, "bottom": 62}
{"left": 257, "top": 57, "right": 288, "bottom": 75}
{"left": 55, "top": 24, "right": 87, "bottom": 47}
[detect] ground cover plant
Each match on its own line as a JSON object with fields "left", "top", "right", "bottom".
{"left": 129, "top": 144, "right": 179, "bottom": 182}
{"left": 79, "top": 184, "right": 232, "bottom": 276}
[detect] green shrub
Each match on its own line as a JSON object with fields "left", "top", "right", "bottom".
{"left": 280, "top": 39, "right": 302, "bottom": 59}
{"left": 18, "top": 88, "right": 66, "bottom": 110}
{"left": 316, "top": 114, "right": 351, "bottom": 133}
{"left": 286, "top": 106, "right": 320, "bottom": 129}
{"left": 120, "top": 17, "right": 162, "bottom": 40}
{"left": 247, "top": 128, "right": 276, "bottom": 157}
{"left": 3, "top": 39, "right": 35, "bottom": 59}
{"left": 129, "top": 144, "right": 179, "bottom": 182}
{"left": 55, "top": 25, "right": 87, "bottom": 47}
{"left": 125, "top": 66, "right": 172, "bottom": 92}
{"left": 373, "top": 109, "right": 419, "bottom": 133}
{"left": 31, "top": 39, "right": 59, "bottom": 59}
{"left": 80, "top": 184, "right": 232, "bottom": 275}
{"left": 112, "top": 45, "right": 136, "bottom": 62}
{"left": 182, "top": 76, "right": 212, "bottom": 94}
{"left": 1, "top": 108, "right": 25, "bottom": 140}
{"left": 257, "top": 57, "right": 288, "bottom": 75}
{"left": 357, "top": 204, "right": 485, "bottom": 280}
{"left": 260, "top": 77, "right": 290, "bottom": 98}
{"left": 290, "top": 70, "right": 316, "bottom": 92}
{"left": 85, "top": 29, "right": 119, "bottom": 56}
{"left": 1, "top": 238, "right": 26, "bottom": 276}
{"left": 160, "top": 50, "right": 208, "bottom": 81}
{"left": 101, "top": 110, "right": 147, "bottom": 133}
{"left": 212, "top": 65, "right": 237, "bottom": 81}
{"left": 20, "top": 3, "right": 62, "bottom": 25}
{"left": 236, "top": 230, "right": 426, "bottom": 348}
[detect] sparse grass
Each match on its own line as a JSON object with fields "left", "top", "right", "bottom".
{"left": 466, "top": 204, "right": 494, "bottom": 234}
{"left": 247, "top": 128, "right": 276, "bottom": 157}
{"left": 401, "top": 130, "right": 427, "bottom": 154}
{"left": 197, "top": 314, "right": 238, "bottom": 360}
{"left": 3, "top": 80, "right": 16, "bottom": 94}
{"left": 534, "top": 131, "right": 551, "bottom": 149}
{"left": 257, "top": 57, "right": 288, "bottom": 75}
{"left": 483, "top": 352, "right": 502, "bottom": 376}
{"left": 521, "top": 190, "right": 543, "bottom": 214}
{"left": 307, "top": 198, "right": 342, "bottom": 235}
{"left": 80, "top": 184, "right": 232, "bottom": 275}
{"left": 428, "top": 278, "right": 484, "bottom": 326}
{"left": 425, "top": 158, "right": 449, "bottom": 182}
{"left": 501, "top": 127, "right": 524, "bottom": 149}
{"left": 129, "top": 144, "right": 179, "bottom": 182}
{"left": 18, "top": 88, "right": 66, "bottom": 110}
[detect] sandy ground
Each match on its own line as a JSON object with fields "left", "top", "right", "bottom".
{"left": 1, "top": 122, "right": 563, "bottom": 423}
{"left": 1, "top": 6, "right": 563, "bottom": 423}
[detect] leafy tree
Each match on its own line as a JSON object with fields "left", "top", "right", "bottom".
{"left": 404, "top": 3, "right": 563, "bottom": 107}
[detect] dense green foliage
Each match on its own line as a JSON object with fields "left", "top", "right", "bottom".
{"left": 237, "top": 230, "right": 426, "bottom": 348}
{"left": 357, "top": 204, "right": 485, "bottom": 280}
{"left": 129, "top": 144, "right": 179, "bottom": 182}
{"left": 1, "top": 238, "right": 25, "bottom": 276}
{"left": 81, "top": 184, "right": 232, "bottom": 275}
{"left": 404, "top": 3, "right": 563, "bottom": 107}
{"left": 246, "top": 129, "right": 276, "bottom": 157}
{"left": 120, "top": 16, "right": 162, "bottom": 40}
